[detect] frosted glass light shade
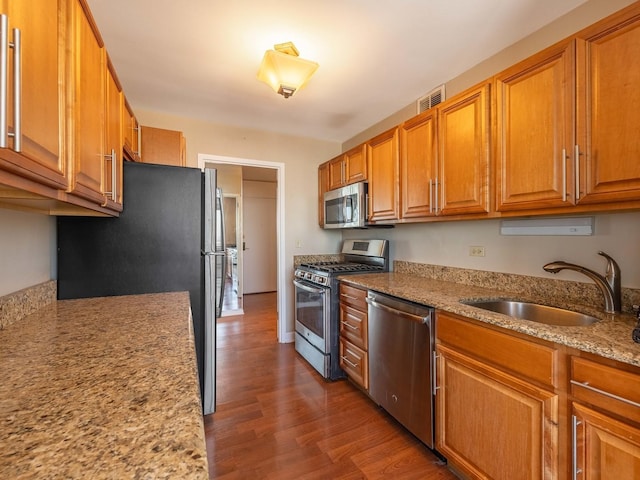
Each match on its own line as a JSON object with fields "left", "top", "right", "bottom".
{"left": 257, "top": 43, "right": 319, "bottom": 98}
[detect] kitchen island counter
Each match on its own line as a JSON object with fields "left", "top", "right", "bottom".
{"left": 341, "top": 272, "right": 640, "bottom": 368}
{"left": 0, "top": 291, "right": 208, "bottom": 479}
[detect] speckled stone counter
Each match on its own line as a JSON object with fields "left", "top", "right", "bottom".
{"left": 0, "top": 292, "right": 208, "bottom": 479}
{"left": 341, "top": 272, "right": 640, "bottom": 368}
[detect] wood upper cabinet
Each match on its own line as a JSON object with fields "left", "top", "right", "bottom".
{"left": 399, "top": 109, "right": 437, "bottom": 219}
{"left": 140, "top": 126, "right": 186, "bottom": 167}
{"left": 437, "top": 82, "right": 491, "bottom": 216}
{"left": 327, "top": 144, "right": 367, "bottom": 190}
{"left": 367, "top": 127, "right": 399, "bottom": 222}
{"left": 318, "top": 161, "right": 329, "bottom": 227}
{"left": 102, "top": 57, "right": 123, "bottom": 211}
{"left": 495, "top": 40, "right": 576, "bottom": 212}
{"left": 66, "top": 0, "right": 106, "bottom": 206}
{"left": 570, "top": 356, "right": 640, "bottom": 479}
{"left": 436, "top": 312, "right": 559, "bottom": 480}
{"left": 122, "top": 97, "right": 140, "bottom": 162}
{"left": 575, "top": 5, "right": 640, "bottom": 206}
{"left": 0, "top": 0, "right": 67, "bottom": 191}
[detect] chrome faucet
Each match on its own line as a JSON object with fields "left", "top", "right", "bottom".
{"left": 543, "top": 251, "right": 621, "bottom": 314}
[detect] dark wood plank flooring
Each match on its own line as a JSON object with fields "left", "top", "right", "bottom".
{"left": 204, "top": 292, "right": 458, "bottom": 479}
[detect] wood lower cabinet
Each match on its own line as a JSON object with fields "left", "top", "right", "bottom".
{"left": 436, "top": 311, "right": 559, "bottom": 479}
{"left": 339, "top": 284, "right": 369, "bottom": 390}
{"left": 570, "top": 355, "right": 640, "bottom": 479}
{"left": 140, "top": 125, "right": 186, "bottom": 167}
{"left": 0, "top": 0, "right": 67, "bottom": 192}
{"left": 367, "top": 127, "right": 399, "bottom": 222}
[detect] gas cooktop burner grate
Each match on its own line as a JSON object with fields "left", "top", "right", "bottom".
{"left": 300, "top": 262, "right": 384, "bottom": 274}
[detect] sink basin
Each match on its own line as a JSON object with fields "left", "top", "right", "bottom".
{"left": 464, "top": 300, "right": 599, "bottom": 326}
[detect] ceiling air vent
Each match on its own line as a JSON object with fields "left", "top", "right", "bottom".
{"left": 416, "top": 85, "right": 445, "bottom": 114}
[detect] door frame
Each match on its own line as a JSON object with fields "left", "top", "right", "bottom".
{"left": 198, "top": 153, "right": 287, "bottom": 343}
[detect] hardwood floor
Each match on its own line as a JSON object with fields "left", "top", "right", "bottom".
{"left": 204, "top": 292, "right": 458, "bottom": 479}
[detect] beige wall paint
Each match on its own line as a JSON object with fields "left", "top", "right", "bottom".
{"left": 0, "top": 209, "right": 55, "bottom": 296}
{"left": 343, "top": 211, "right": 640, "bottom": 289}
{"left": 343, "top": 0, "right": 636, "bottom": 150}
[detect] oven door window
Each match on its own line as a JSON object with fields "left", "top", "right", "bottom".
{"left": 294, "top": 280, "right": 327, "bottom": 338}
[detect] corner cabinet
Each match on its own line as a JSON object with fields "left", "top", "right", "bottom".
{"left": 0, "top": 0, "right": 68, "bottom": 193}
{"left": 367, "top": 127, "right": 399, "bottom": 222}
{"left": 435, "top": 311, "right": 559, "bottom": 480}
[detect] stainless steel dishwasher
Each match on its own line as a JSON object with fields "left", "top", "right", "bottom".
{"left": 366, "top": 291, "right": 435, "bottom": 448}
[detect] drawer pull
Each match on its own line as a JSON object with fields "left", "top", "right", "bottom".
{"left": 340, "top": 293, "right": 359, "bottom": 300}
{"left": 341, "top": 321, "right": 358, "bottom": 331}
{"left": 341, "top": 356, "right": 358, "bottom": 368}
{"left": 570, "top": 379, "right": 640, "bottom": 408}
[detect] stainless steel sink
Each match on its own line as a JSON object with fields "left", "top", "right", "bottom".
{"left": 463, "top": 300, "right": 599, "bottom": 326}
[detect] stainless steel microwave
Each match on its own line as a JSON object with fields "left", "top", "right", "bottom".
{"left": 323, "top": 182, "right": 367, "bottom": 229}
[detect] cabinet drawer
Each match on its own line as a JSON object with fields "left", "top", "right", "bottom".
{"left": 437, "top": 311, "right": 558, "bottom": 389}
{"left": 340, "top": 303, "right": 368, "bottom": 349}
{"left": 571, "top": 356, "right": 640, "bottom": 424}
{"left": 339, "top": 283, "right": 367, "bottom": 311}
{"left": 340, "top": 338, "right": 368, "bottom": 390}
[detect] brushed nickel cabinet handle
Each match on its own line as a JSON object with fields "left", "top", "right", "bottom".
{"left": 0, "top": 15, "right": 7, "bottom": 149}
{"left": 575, "top": 145, "right": 580, "bottom": 201}
{"left": 340, "top": 321, "right": 358, "bottom": 331}
{"left": 341, "top": 355, "right": 358, "bottom": 368}
{"left": 571, "top": 414, "right": 583, "bottom": 480}
{"left": 9, "top": 25, "right": 19, "bottom": 151}
{"left": 570, "top": 379, "right": 640, "bottom": 408}
{"left": 562, "top": 148, "right": 567, "bottom": 200}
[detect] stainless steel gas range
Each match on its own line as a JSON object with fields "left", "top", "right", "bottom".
{"left": 293, "top": 239, "right": 389, "bottom": 379}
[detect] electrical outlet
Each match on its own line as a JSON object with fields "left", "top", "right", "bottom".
{"left": 469, "top": 246, "right": 485, "bottom": 257}
{"left": 295, "top": 240, "right": 303, "bottom": 248}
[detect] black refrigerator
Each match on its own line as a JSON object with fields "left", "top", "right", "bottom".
{"left": 57, "top": 161, "right": 226, "bottom": 415}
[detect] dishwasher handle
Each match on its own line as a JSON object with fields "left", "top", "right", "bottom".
{"left": 366, "top": 296, "right": 431, "bottom": 324}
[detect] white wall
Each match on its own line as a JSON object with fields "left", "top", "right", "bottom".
{"left": 0, "top": 209, "right": 56, "bottom": 296}
{"left": 343, "top": 211, "right": 640, "bottom": 288}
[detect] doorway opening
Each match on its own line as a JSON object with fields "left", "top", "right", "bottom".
{"left": 198, "top": 153, "right": 286, "bottom": 342}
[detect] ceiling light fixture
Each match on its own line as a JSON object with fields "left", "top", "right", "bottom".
{"left": 256, "top": 42, "right": 319, "bottom": 99}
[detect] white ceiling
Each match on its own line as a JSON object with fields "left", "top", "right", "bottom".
{"left": 87, "top": 0, "right": 587, "bottom": 144}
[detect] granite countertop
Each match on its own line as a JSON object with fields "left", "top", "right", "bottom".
{"left": 341, "top": 272, "right": 640, "bottom": 368}
{"left": 0, "top": 292, "right": 208, "bottom": 479}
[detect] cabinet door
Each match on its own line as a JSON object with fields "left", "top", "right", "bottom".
{"left": 575, "top": 7, "right": 640, "bottom": 205}
{"left": 495, "top": 41, "right": 575, "bottom": 211}
{"left": 122, "top": 97, "right": 139, "bottom": 161}
{"left": 67, "top": 0, "right": 106, "bottom": 205}
{"left": 327, "top": 155, "right": 344, "bottom": 190}
{"left": 0, "top": 0, "right": 67, "bottom": 189}
{"left": 572, "top": 403, "right": 640, "bottom": 480}
{"left": 436, "top": 345, "right": 559, "bottom": 480}
{"left": 367, "top": 127, "right": 399, "bottom": 222}
{"left": 400, "top": 110, "right": 437, "bottom": 218}
{"left": 140, "top": 125, "right": 186, "bottom": 167}
{"left": 102, "top": 58, "right": 122, "bottom": 211}
{"left": 344, "top": 144, "right": 366, "bottom": 184}
{"left": 438, "top": 83, "right": 490, "bottom": 216}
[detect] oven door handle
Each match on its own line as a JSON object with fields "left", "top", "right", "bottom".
{"left": 293, "top": 279, "right": 327, "bottom": 295}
